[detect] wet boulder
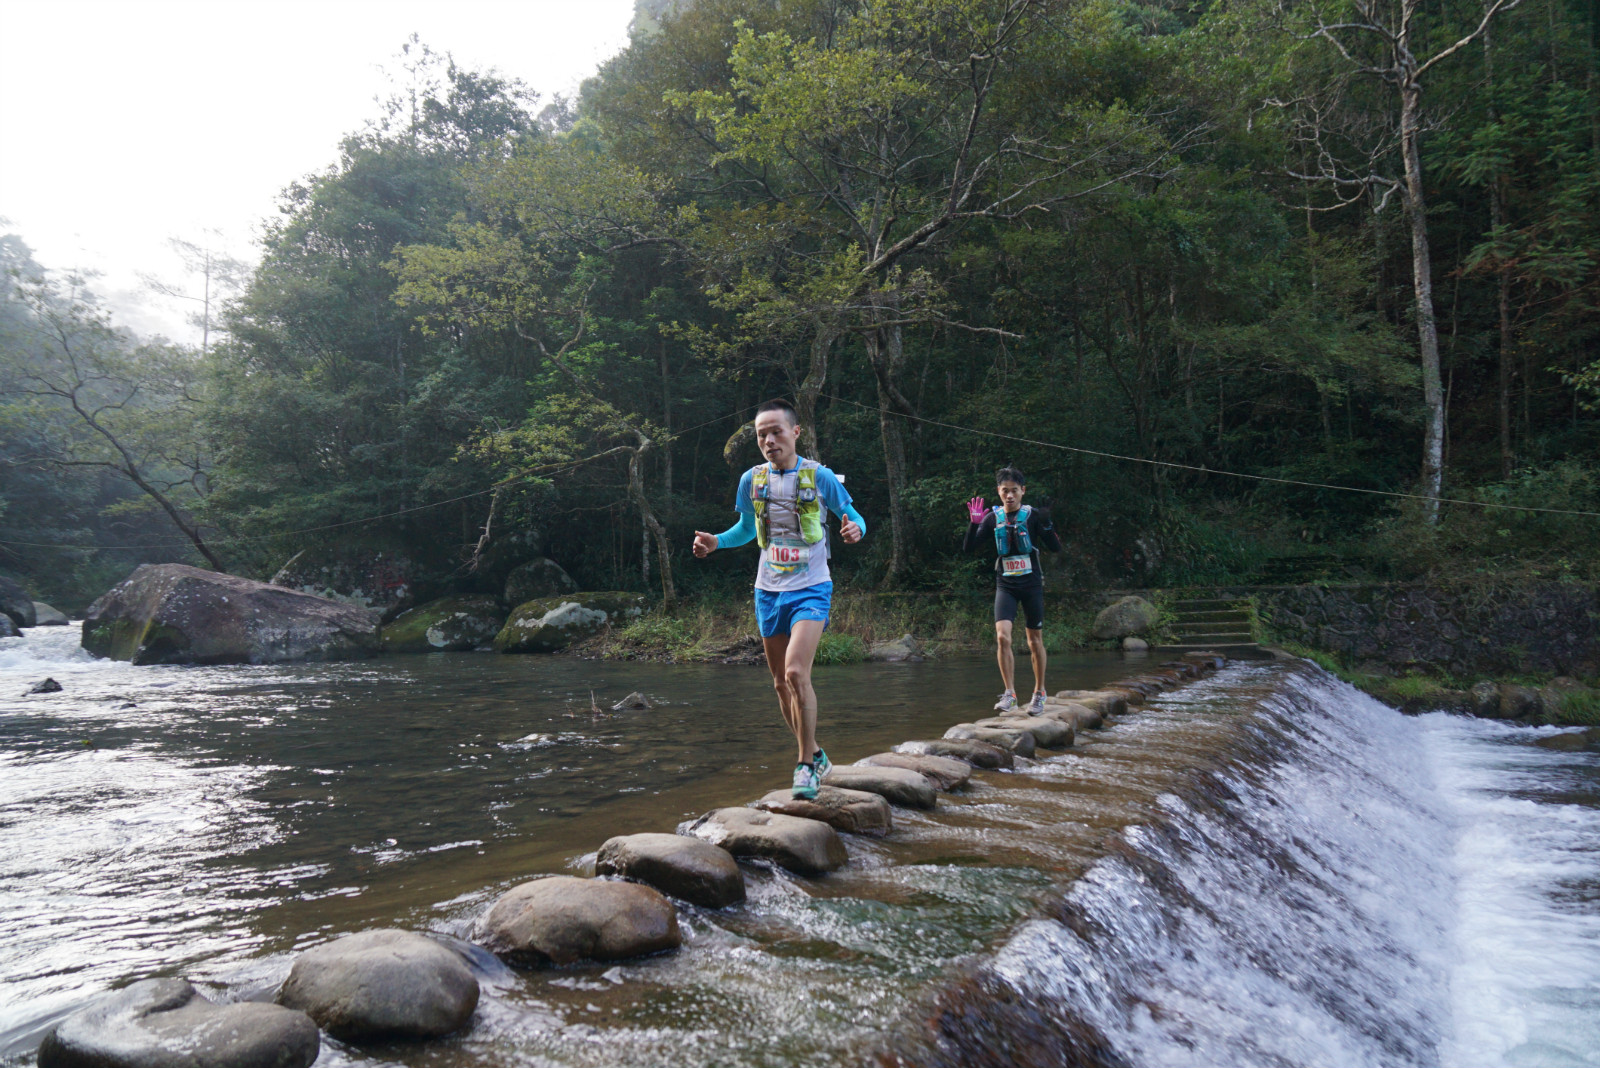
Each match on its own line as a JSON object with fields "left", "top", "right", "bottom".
{"left": 611, "top": 691, "right": 656, "bottom": 710}
{"left": 478, "top": 875, "right": 680, "bottom": 966}
{"left": 1055, "top": 690, "right": 1127, "bottom": 717}
{"left": 0, "top": 576, "right": 36, "bottom": 629}
{"left": 380, "top": 595, "right": 506, "bottom": 653}
{"left": 494, "top": 592, "right": 647, "bottom": 653}
{"left": 503, "top": 557, "right": 578, "bottom": 605}
{"left": 1122, "top": 636, "right": 1149, "bottom": 653}
{"left": 976, "top": 716, "right": 1073, "bottom": 749}
{"left": 944, "top": 723, "right": 1037, "bottom": 758}
{"left": 751, "top": 786, "right": 893, "bottom": 835}
{"left": 26, "top": 678, "right": 62, "bottom": 695}
{"left": 595, "top": 833, "right": 745, "bottom": 908}
{"left": 271, "top": 546, "right": 417, "bottom": 622}
{"left": 39, "top": 977, "right": 318, "bottom": 1068}
{"left": 33, "top": 602, "right": 70, "bottom": 626}
{"left": 1092, "top": 595, "right": 1158, "bottom": 640}
{"left": 1041, "top": 699, "right": 1103, "bottom": 730}
{"left": 682, "top": 807, "right": 848, "bottom": 874}
{"left": 1533, "top": 727, "right": 1600, "bottom": 752}
{"left": 866, "top": 633, "right": 921, "bottom": 662}
{"left": 0, "top": 614, "right": 17, "bottom": 639}
{"left": 1181, "top": 651, "right": 1227, "bottom": 671}
{"left": 276, "top": 929, "right": 478, "bottom": 1041}
{"left": 892, "top": 738, "right": 1014, "bottom": 769}
{"left": 821, "top": 765, "right": 937, "bottom": 810}
{"left": 82, "top": 564, "right": 379, "bottom": 666}
{"left": 854, "top": 752, "right": 971, "bottom": 790}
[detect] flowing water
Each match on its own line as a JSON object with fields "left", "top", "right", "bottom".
{"left": 1, "top": 625, "right": 1596, "bottom": 1067}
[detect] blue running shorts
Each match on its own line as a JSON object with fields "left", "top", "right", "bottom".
{"left": 755, "top": 582, "right": 833, "bottom": 638}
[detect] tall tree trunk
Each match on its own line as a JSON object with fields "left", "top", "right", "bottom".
{"left": 1399, "top": 74, "right": 1446, "bottom": 522}
{"left": 864, "top": 311, "right": 912, "bottom": 583}
{"left": 1486, "top": 20, "right": 1516, "bottom": 478}
{"left": 794, "top": 323, "right": 836, "bottom": 460}
{"left": 628, "top": 437, "right": 676, "bottom": 607}
{"left": 658, "top": 337, "right": 673, "bottom": 500}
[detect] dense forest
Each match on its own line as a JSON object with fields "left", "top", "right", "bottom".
{"left": 2, "top": 0, "right": 1596, "bottom": 612}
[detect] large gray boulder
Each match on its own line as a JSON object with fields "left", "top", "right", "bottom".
{"left": 39, "top": 977, "right": 318, "bottom": 1068}
{"left": 866, "top": 633, "right": 921, "bottom": 662}
{"left": 33, "top": 602, "right": 70, "bottom": 626}
{"left": 1041, "top": 699, "right": 1103, "bottom": 729}
{"left": 494, "top": 592, "right": 647, "bottom": 653}
{"left": 271, "top": 546, "right": 416, "bottom": 622}
{"left": 0, "top": 575, "right": 36, "bottom": 629}
{"left": 821, "top": 765, "right": 937, "bottom": 810}
{"left": 275, "top": 929, "right": 478, "bottom": 1042}
{"left": 750, "top": 786, "right": 893, "bottom": 835}
{"left": 976, "top": 716, "right": 1074, "bottom": 749}
{"left": 478, "top": 876, "right": 680, "bottom": 966}
{"left": 854, "top": 752, "right": 971, "bottom": 790}
{"left": 380, "top": 595, "right": 506, "bottom": 653}
{"left": 892, "top": 738, "right": 1014, "bottom": 769}
{"left": 595, "top": 833, "right": 745, "bottom": 908}
{"left": 944, "top": 724, "right": 1037, "bottom": 757}
{"left": 82, "top": 565, "right": 379, "bottom": 665}
{"left": 682, "top": 808, "right": 848, "bottom": 874}
{"left": 504, "top": 557, "right": 578, "bottom": 605}
{"left": 1092, "top": 595, "right": 1159, "bottom": 640}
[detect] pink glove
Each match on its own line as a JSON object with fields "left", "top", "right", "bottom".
{"left": 966, "top": 496, "right": 987, "bottom": 524}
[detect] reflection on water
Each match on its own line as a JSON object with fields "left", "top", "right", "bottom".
{"left": 2, "top": 626, "right": 1596, "bottom": 1068}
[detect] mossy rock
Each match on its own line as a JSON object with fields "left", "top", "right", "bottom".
{"left": 381, "top": 595, "right": 506, "bottom": 653}
{"left": 494, "top": 592, "right": 648, "bottom": 653}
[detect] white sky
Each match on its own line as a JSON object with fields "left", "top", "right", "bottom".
{"left": 0, "top": 0, "right": 635, "bottom": 340}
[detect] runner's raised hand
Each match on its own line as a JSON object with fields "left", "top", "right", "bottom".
{"left": 966, "top": 496, "right": 987, "bottom": 524}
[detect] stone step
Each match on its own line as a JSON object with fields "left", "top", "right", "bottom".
{"left": 1172, "top": 609, "right": 1251, "bottom": 622}
{"left": 1171, "top": 618, "right": 1250, "bottom": 631}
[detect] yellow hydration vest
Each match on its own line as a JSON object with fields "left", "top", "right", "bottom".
{"left": 751, "top": 459, "right": 826, "bottom": 550}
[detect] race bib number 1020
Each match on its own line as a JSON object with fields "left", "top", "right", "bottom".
{"left": 1000, "top": 555, "right": 1033, "bottom": 576}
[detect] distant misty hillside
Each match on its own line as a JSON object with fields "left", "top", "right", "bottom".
{"left": 630, "top": 0, "right": 689, "bottom": 38}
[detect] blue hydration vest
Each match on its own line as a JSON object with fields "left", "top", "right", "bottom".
{"left": 992, "top": 505, "right": 1035, "bottom": 579}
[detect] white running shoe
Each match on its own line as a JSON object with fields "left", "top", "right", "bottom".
{"left": 994, "top": 691, "right": 1017, "bottom": 712}
{"left": 1027, "top": 692, "right": 1048, "bottom": 716}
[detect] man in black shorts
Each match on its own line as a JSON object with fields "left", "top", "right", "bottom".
{"left": 963, "top": 466, "right": 1063, "bottom": 714}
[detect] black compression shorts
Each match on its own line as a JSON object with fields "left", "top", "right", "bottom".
{"left": 994, "top": 585, "right": 1045, "bottom": 630}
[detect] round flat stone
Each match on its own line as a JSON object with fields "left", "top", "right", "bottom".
{"left": 276, "top": 928, "right": 478, "bottom": 1041}
{"left": 943, "top": 724, "right": 1037, "bottom": 757}
{"left": 892, "top": 738, "right": 1014, "bottom": 769}
{"left": 681, "top": 807, "right": 848, "bottom": 874}
{"left": 854, "top": 752, "right": 971, "bottom": 790}
{"left": 595, "top": 833, "right": 745, "bottom": 908}
{"left": 821, "top": 764, "right": 937, "bottom": 810}
{"left": 751, "top": 786, "right": 892, "bottom": 835}
{"left": 975, "top": 716, "right": 1074, "bottom": 749}
{"left": 477, "top": 876, "right": 680, "bottom": 966}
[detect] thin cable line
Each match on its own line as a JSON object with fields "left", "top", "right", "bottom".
{"left": 825, "top": 394, "right": 1600, "bottom": 519}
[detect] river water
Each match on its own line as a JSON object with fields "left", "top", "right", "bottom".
{"left": 1, "top": 625, "right": 1595, "bottom": 1067}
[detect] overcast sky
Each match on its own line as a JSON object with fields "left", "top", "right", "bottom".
{"left": 0, "top": 0, "right": 635, "bottom": 340}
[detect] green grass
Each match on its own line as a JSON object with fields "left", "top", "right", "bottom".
{"left": 1556, "top": 691, "right": 1600, "bottom": 727}
{"left": 814, "top": 632, "right": 867, "bottom": 665}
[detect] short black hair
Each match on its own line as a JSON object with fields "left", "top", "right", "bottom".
{"left": 755, "top": 398, "right": 799, "bottom": 425}
{"left": 995, "top": 466, "right": 1026, "bottom": 486}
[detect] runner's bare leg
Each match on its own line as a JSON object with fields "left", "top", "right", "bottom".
{"left": 994, "top": 619, "right": 1016, "bottom": 694}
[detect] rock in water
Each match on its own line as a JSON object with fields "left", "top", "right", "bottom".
{"left": 39, "top": 977, "right": 318, "bottom": 1068}
{"left": 892, "top": 738, "right": 1014, "bottom": 769}
{"left": 81, "top": 564, "right": 379, "bottom": 665}
{"left": 276, "top": 929, "right": 478, "bottom": 1042}
{"left": 866, "top": 633, "right": 921, "bottom": 662}
{"left": 821, "top": 765, "right": 938, "bottom": 810}
{"left": 380, "top": 595, "right": 506, "bottom": 653}
{"left": 33, "top": 602, "right": 70, "bottom": 626}
{"left": 1091, "top": 595, "right": 1158, "bottom": 640}
{"left": 0, "top": 576, "right": 36, "bottom": 629}
{"left": 854, "top": 752, "right": 971, "bottom": 790}
{"left": 595, "top": 833, "right": 745, "bottom": 908}
{"left": 1054, "top": 690, "right": 1128, "bottom": 717}
{"left": 750, "top": 786, "right": 893, "bottom": 835}
{"left": 943, "top": 724, "right": 1037, "bottom": 757}
{"left": 494, "top": 593, "right": 647, "bottom": 653}
{"left": 1040, "top": 699, "right": 1103, "bottom": 730}
{"left": 611, "top": 691, "right": 656, "bottom": 710}
{"left": 26, "top": 678, "right": 62, "bottom": 695}
{"left": 682, "top": 808, "right": 848, "bottom": 874}
{"left": 503, "top": 557, "right": 578, "bottom": 605}
{"left": 270, "top": 546, "right": 417, "bottom": 622}
{"left": 478, "top": 876, "right": 680, "bottom": 966}
{"left": 0, "top": 615, "right": 18, "bottom": 639}
{"left": 975, "top": 716, "right": 1074, "bottom": 749}
{"left": 1122, "top": 636, "right": 1149, "bottom": 653}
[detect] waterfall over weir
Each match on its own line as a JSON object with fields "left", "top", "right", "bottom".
{"left": 889, "top": 667, "right": 1600, "bottom": 1068}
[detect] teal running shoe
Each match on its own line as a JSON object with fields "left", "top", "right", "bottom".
{"left": 813, "top": 748, "right": 832, "bottom": 780}
{"left": 792, "top": 762, "right": 820, "bottom": 800}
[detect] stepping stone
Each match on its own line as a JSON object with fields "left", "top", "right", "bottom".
{"left": 595, "top": 832, "right": 745, "bottom": 908}
{"left": 751, "top": 786, "right": 892, "bottom": 835}
{"left": 1099, "top": 685, "right": 1146, "bottom": 706}
{"left": 822, "top": 764, "right": 937, "bottom": 810}
{"left": 893, "top": 738, "right": 1014, "bottom": 769}
{"left": 477, "top": 876, "right": 680, "bottom": 966}
{"left": 1182, "top": 651, "right": 1227, "bottom": 671}
{"left": 40, "top": 978, "right": 318, "bottom": 1068}
{"left": 1042, "top": 699, "right": 1103, "bottom": 729}
{"left": 276, "top": 928, "right": 478, "bottom": 1042}
{"left": 1160, "top": 660, "right": 1200, "bottom": 678}
{"left": 683, "top": 808, "right": 848, "bottom": 874}
{"left": 944, "top": 724, "right": 1037, "bottom": 758}
{"left": 975, "top": 716, "right": 1074, "bottom": 749}
{"left": 855, "top": 752, "right": 971, "bottom": 790}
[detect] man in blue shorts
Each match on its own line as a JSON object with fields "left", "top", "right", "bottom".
{"left": 693, "top": 399, "right": 866, "bottom": 799}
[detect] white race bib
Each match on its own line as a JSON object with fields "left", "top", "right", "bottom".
{"left": 1000, "top": 554, "right": 1033, "bottom": 577}
{"left": 765, "top": 539, "right": 811, "bottom": 573}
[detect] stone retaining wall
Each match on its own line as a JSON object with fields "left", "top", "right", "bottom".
{"left": 1254, "top": 581, "right": 1599, "bottom": 677}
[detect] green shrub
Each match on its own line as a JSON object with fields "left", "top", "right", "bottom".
{"left": 1556, "top": 691, "right": 1600, "bottom": 727}
{"left": 618, "top": 614, "right": 695, "bottom": 655}
{"left": 814, "top": 631, "right": 867, "bottom": 665}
